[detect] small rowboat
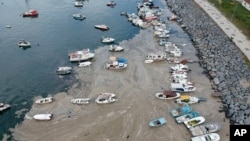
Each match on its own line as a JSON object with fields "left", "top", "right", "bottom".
{"left": 149, "top": 117, "right": 167, "bottom": 127}
{"left": 184, "top": 116, "right": 205, "bottom": 128}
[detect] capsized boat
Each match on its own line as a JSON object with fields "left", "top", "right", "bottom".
{"left": 109, "top": 45, "right": 124, "bottom": 52}
{"left": 95, "top": 25, "right": 109, "bottom": 30}
{"left": 175, "top": 95, "right": 207, "bottom": 104}
{"left": 73, "top": 13, "right": 86, "bottom": 20}
{"left": 170, "top": 104, "right": 192, "bottom": 118}
{"left": 101, "top": 37, "right": 115, "bottom": 43}
{"left": 18, "top": 39, "right": 31, "bottom": 47}
{"left": 35, "top": 97, "right": 53, "bottom": 104}
{"left": 33, "top": 114, "right": 53, "bottom": 121}
{"left": 22, "top": 9, "right": 39, "bottom": 17}
{"left": 175, "top": 111, "right": 200, "bottom": 124}
{"left": 68, "top": 48, "right": 95, "bottom": 62}
{"left": 0, "top": 103, "right": 11, "bottom": 112}
{"left": 190, "top": 122, "right": 222, "bottom": 136}
{"left": 191, "top": 133, "right": 220, "bottom": 141}
{"left": 184, "top": 116, "right": 205, "bottom": 128}
{"left": 71, "top": 98, "right": 90, "bottom": 105}
{"left": 149, "top": 117, "right": 167, "bottom": 127}
{"left": 56, "top": 66, "right": 72, "bottom": 75}
{"left": 95, "top": 93, "right": 117, "bottom": 104}
{"left": 155, "top": 90, "right": 180, "bottom": 100}
{"left": 79, "top": 61, "right": 92, "bottom": 67}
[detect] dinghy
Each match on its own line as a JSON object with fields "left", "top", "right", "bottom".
{"left": 149, "top": 117, "right": 167, "bottom": 127}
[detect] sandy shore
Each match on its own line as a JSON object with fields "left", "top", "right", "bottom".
{"left": 10, "top": 25, "right": 230, "bottom": 141}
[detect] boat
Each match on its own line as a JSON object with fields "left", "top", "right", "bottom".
{"left": 175, "top": 111, "right": 200, "bottom": 124}
{"left": 106, "top": 1, "right": 116, "bottom": 6}
{"left": 0, "top": 103, "right": 10, "bottom": 112}
{"left": 71, "top": 98, "right": 90, "bottom": 105}
{"left": 109, "top": 45, "right": 124, "bottom": 52}
{"left": 145, "top": 52, "right": 166, "bottom": 61}
{"left": 74, "top": 1, "right": 83, "bottom": 7}
{"left": 144, "top": 59, "right": 154, "bottom": 63}
{"left": 18, "top": 39, "right": 31, "bottom": 47}
{"left": 22, "top": 9, "right": 39, "bottom": 17}
{"left": 170, "top": 64, "right": 190, "bottom": 72}
{"left": 33, "top": 114, "right": 53, "bottom": 121}
{"left": 155, "top": 90, "right": 180, "bottom": 100}
{"left": 184, "top": 116, "right": 206, "bottom": 128}
{"left": 149, "top": 117, "right": 167, "bottom": 127}
{"left": 169, "top": 104, "right": 192, "bottom": 118}
{"left": 190, "top": 122, "right": 222, "bottom": 136}
{"left": 95, "top": 93, "right": 117, "bottom": 104}
{"left": 68, "top": 48, "right": 95, "bottom": 62}
{"left": 156, "top": 33, "right": 170, "bottom": 38}
{"left": 56, "top": 66, "right": 72, "bottom": 75}
{"left": 191, "top": 133, "right": 220, "bottom": 141}
{"left": 158, "top": 39, "right": 170, "bottom": 46}
{"left": 6, "top": 25, "right": 11, "bottom": 28}
{"left": 95, "top": 25, "right": 109, "bottom": 31}
{"left": 101, "top": 37, "right": 115, "bottom": 43}
{"left": 170, "top": 83, "right": 196, "bottom": 92}
{"left": 73, "top": 14, "right": 86, "bottom": 20}
{"left": 79, "top": 61, "right": 92, "bottom": 67}
{"left": 168, "top": 15, "right": 177, "bottom": 21}
{"left": 175, "top": 95, "right": 207, "bottom": 104}
{"left": 106, "top": 61, "right": 127, "bottom": 69}
{"left": 35, "top": 97, "right": 53, "bottom": 104}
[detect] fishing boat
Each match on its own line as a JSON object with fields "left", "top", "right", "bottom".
{"left": 71, "top": 98, "right": 90, "bottom": 105}
{"left": 35, "top": 97, "right": 53, "bottom": 104}
{"left": 184, "top": 116, "right": 205, "bottom": 128}
{"left": 101, "top": 37, "right": 115, "bottom": 43}
{"left": 190, "top": 122, "right": 222, "bottom": 136}
{"left": 149, "top": 117, "right": 167, "bottom": 127}
{"left": 191, "top": 133, "right": 220, "bottom": 141}
{"left": 170, "top": 104, "right": 192, "bottom": 118}
{"left": 175, "top": 95, "right": 207, "bottom": 104}
{"left": 73, "top": 13, "right": 86, "bottom": 20}
{"left": 56, "top": 66, "right": 72, "bottom": 75}
{"left": 79, "top": 61, "right": 92, "bottom": 67}
{"left": 0, "top": 103, "right": 11, "bottom": 112}
{"left": 22, "top": 9, "right": 39, "bottom": 17}
{"left": 109, "top": 45, "right": 124, "bottom": 52}
{"left": 95, "top": 93, "right": 117, "bottom": 104}
{"left": 95, "top": 25, "right": 109, "bottom": 30}
{"left": 33, "top": 114, "right": 53, "bottom": 121}
{"left": 155, "top": 90, "right": 180, "bottom": 100}
{"left": 68, "top": 48, "right": 95, "bottom": 62}
{"left": 18, "top": 39, "right": 31, "bottom": 47}
{"left": 175, "top": 111, "right": 200, "bottom": 124}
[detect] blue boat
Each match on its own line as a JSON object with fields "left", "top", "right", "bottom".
{"left": 170, "top": 104, "right": 192, "bottom": 118}
{"left": 175, "top": 111, "right": 200, "bottom": 124}
{"left": 149, "top": 117, "right": 167, "bottom": 127}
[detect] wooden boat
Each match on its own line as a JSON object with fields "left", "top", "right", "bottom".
{"left": 191, "top": 133, "right": 220, "bottom": 141}
{"left": 22, "top": 9, "right": 39, "bottom": 17}
{"left": 56, "top": 66, "right": 72, "bottom": 75}
{"left": 184, "top": 116, "right": 205, "bottom": 128}
{"left": 175, "top": 111, "right": 200, "bottom": 124}
{"left": 71, "top": 98, "right": 90, "bottom": 105}
{"left": 95, "top": 93, "right": 117, "bottom": 104}
{"left": 35, "top": 97, "right": 53, "bottom": 104}
{"left": 18, "top": 39, "right": 31, "bottom": 47}
{"left": 155, "top": 90, "right": 180, "bottom": 100}
{"left": 79, "top": 61, "right": 91, "bottom": 67}
{"left": 149, "top": 117, "right": 167, "bottom": 127}
{"left": 0, "top": 103, "right": 11, "bottom": 112}
{"left": 175, "top": 95, "right": 207, "bottom": 104}
{"left": 170, "top": 104, "right": 192, "bottom": 118}
{"left": 95, "top": 25, "right": 109, "bottom": 31}
{"left": 190, "top": 122, "right": 222, "bottom": 136}
{"left": 33, "top": 114, "right": 53, "bottom": 121}
{"left": 109, "top": 45, "right": 124, "bottom": 52}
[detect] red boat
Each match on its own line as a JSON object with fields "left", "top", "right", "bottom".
{"left": 22, "top": 9, "right": 39, "bottom": 17}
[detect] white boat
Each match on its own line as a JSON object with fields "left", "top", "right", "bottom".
{"left": 56, "top": 66, "right": 72, "bottom": 75}
{"left": 167, "top": 57, "right": 180, "bottom": 63}
{"left": 95, "top": 25, "right": 109, "bottom": 30}
{"left": 170, "top": 64, "right": 190, "bottom": 72}
{"left": 190, "top": 122, "right": 222, "bottom": 136}
{"left": 6, "top": 25, "right": 11, "bottom": 28}
{"left": 175, "top": 95, "right": 206, "bottom": 104}
{"left": 18, "top": 39, "right": 31, "bottom": 47}
{"left": 184, "top": 116, "right": 205, "bottom": 128}
{"left": 175, "top": 111, "right": 200, "bottom": 124}
{"left": 33, "top": 114, "right": 53, "bottom": 121}
{"left": 35, "top": 97, "right": 53, "bottom": 104}
{"left": 172, "top": 71, "right": 188, "bottom": 76}
{"left": 191, "top": 133, "right": 220, "bottom": 141}
{"left": 106, "top": 61, "right": 127, "bottom": 69}
{"left": 68, "top": 48, "right": 95, "bottom": 62}
{"left": 74, "top": 1, "right": 83, "bottom": 7}
{"left": 170, "top": 83, "right": 196, "bottom": 92}
{"left": 109, "top": 45, "right": 124, "bottom": 52}
{"left": 145, "top": 52, "right": 166, "bottom": 61}
{"left": 155, "top": 90, "right": 180, "bottom": 100}
{"left": 170, "top": 50, "right": 182, "bottom": 57}
{"left": 73, "top": 13, "right": 86, "bottom": 20}
{"left": 144, "top": 59, "right": 154, "bottom": 63}
{"left": 0, "top": 103, "right": 11, "bottom": 112}
{"left": 79, "top": 61, "right": 91, "bottom": 67}
{"left": 101, "top": 37, "right": 115, "bottom": 43}
{"left": 71, "top": 98, "right": 90, "bottom": 104}
{"left": 95, "top": 93, "right": 117, "bottom": 104}
{"left": 107, "top": 1, "right": 116, "bottom": 6}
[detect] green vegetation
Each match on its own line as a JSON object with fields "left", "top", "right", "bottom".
{"left": 207, "top": 0, "right": 250, "bottom": 39}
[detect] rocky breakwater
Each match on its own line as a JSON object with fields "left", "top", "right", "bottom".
{"left": 165, "top": 0, "right": 250, "bottom": 124}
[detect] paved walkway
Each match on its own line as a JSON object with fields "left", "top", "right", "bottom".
{"left": 194, "top": 0, "right": 250, "bottom": 60}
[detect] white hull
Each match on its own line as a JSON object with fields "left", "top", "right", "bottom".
{"left": 155, "top": 92, "right": 180, "bottom": 100}
{"left": 79, "top": 61, "right": 92, "bottom": 67}
{"left": 71, "top": 98, "right": 90, "bottom": 104}
{"left": 191, "top": 133, "right": 220, "bottom": 141}
{"left": 184, "top": 116, "right": 205, "bottom": 128}
{"left": 0, "top": 103, "right": 11, "bottom": 112}
{"left": 33, "top": 114, "right": 53, "bottom": 121}
{"left": 95, "top": 93, "right": 117, "bottom": 104}
{"left": 35, "top": 97, "right": 53, "bottom": 104}
{"left": 69, "top": 49, "right": 95, "bottom": 62}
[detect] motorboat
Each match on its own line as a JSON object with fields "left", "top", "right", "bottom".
{"left": 155, "top": 90, "right": 180, "bottom": 100}
{"left": 106, "top": 61, "right": 127, "bottom": 69}
{"left": 6, "top": 25, "right": 11, "bottom": 28}
{"left": 170, "top": 83, "right": 196, "bottom": 92}
{"left": 190, "top": 122, "right": 222, "bottom": 136}
{"left": 144, "top": 59, "right": 154, "bottom": 63}
{"left": 74, "top": 1, "right": 83, "bottom": 7}
{"left": 107, "top": 1, "right": 116, "bottom": 6}
{"left": 170, "top": 104, "right": 192, "bottom": 118}
{"left": 33, "top": 114, "right": 53, "bottom": 121}
{"left": 35, "top": 97, "right": 53, "bottom": 104}
{"left": 145, "top": 52, "right": 166, "bottom": 61}
{"left": 73, "top": 14, "right": 86, "bottom": 20}
{"left": 79, "top": 61, "right": 92, "bottom": 67}
{"left": 170, "top": 64, "right": 190, "bottom": 72}
{"left": 22, "top": 9, "right": 39, "bottom": 17}
{"left": 0, "top": 103, "right": 11, "bottom": 112}
{"left": 175, "top": 111, "right": 200, "bottom": 124}
{"left": 68, "top": 48, "right": 95, "bottom": 62}
{"left": 18, "top": 39, "right": 31, "bottom": 47}
{"left": 71, "top": 98, "right": 90, "bottom": 105}
{"left": 184, "top": 116, "right": 206, "bottom": 128}
{"left": 95, "top": 93, "right": 117, "bottom": 104}
{"left": 191, "top": 133, "right": 220, "bottom": 141}
{"left": 101, "top": 37, "right": 115, "bottom": 43}
{"left": 95, "top": 25, "right": 109, "bottom": 31}
{"left": 56, "top": 66, "right": 72, "bottom": 75}
{"left": 109, "top": 45, "right": 124, "bottom": 52}
{"left": 149, "top": 117, "right": 167, "bottom": 127}
{"left": 175, "top": 95, "right": 207, "bottom": 104}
